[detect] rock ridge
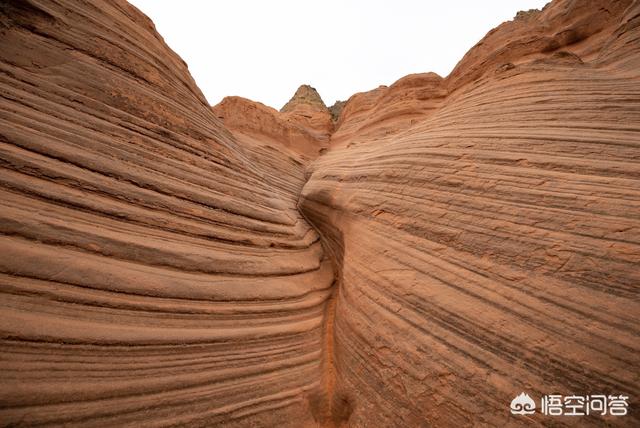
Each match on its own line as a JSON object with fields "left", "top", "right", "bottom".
{"left": 213, "top": 84, "right": 334, "bottom": 159}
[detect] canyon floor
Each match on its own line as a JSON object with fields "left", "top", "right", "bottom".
{"left": 1, "top": 0, "right": 639, "bottom": 427}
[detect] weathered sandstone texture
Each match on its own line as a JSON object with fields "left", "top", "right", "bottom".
{"left": 213, "top": 85, "right": 333, "bottom": 159}
{"left": 1, "top": 0, "right": 639, "bottom": 427}
{"left": 0, "top": 0, "right": 331, "bottom": 426}
{"left": 300, "top": 0, "right": 640, "bottom": 426}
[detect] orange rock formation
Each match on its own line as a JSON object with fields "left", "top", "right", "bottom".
{"left": 213, "top": 85, "right": 333, "bottom": 159}
{"left": 1, "top": 0, "right": 639, "bottom": 427}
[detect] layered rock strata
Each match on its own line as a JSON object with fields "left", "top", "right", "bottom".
{"left": 300, "top": 0, "right": 640, "bottom": 426}
{"left": 1, "top": 0, "right": 639, "bottom": 427}
{"left": 0, "top": 0, "right": 332, "bottom": 426}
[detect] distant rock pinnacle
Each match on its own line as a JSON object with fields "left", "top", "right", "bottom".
{"left": 280, "top": 84, "right": 327, "bottom": 113}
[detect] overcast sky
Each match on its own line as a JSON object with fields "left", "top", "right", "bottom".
{"left": 129, "top": 0, "right": 549, "bottom": 110}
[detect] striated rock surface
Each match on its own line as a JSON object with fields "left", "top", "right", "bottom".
{"left": 330, "top": 73, "right": 447, "bottom": 149}
{"left": 1, "top": 0, "right": 640, "bottom": 427}
{"left": 446, "top": 0, "right": 636, "bottom": 91}
{"left": 300, "top": 0, "right": 640, "bottom": 426}
{"left": 0, "top": 0, "right": 333, "bottom": 426}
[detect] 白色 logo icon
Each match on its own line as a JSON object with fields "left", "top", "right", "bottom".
{"left": 510, "top": 392, "right": 536, "bottom": 415}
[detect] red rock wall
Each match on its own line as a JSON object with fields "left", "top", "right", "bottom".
{"left": 300, "top": 0, "right": 640, "bottom": 425}
{"left": 0, "top": 0, "right": 332, "bottom": 425}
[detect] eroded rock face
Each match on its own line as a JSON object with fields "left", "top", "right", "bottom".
{"left": 1, "top": 0, "right": 639, "bottom": 427}
{"left": 300, "top": 0, "right": 640, "bottom": 426}
{"left": 281, "top": 84, "right": 327, "bottom": 113}
{"left": 330, "top": 73, "right": 447, "bottom": 149}
{"left": 0, "top": 0, "right": 332, "bottom": 426}
{"left": 328, "top": 100, "right": 346, "bottom": 123}
{"left": 446, "top": 0, "right": 635, "bottom": 91}
{"left": 212, "top": 92, "right": 331, "bottom": 159}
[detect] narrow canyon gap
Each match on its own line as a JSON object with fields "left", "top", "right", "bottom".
{"left": 1, "top": 0, "right": 639, "bottom": 427}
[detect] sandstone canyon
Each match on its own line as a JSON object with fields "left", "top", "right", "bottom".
{"left": 1, "top": 0, "right": 639, "bottom": 427}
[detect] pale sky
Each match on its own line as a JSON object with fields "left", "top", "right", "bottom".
{"left": 129, "top": 1, "right": 549, "bottom": 110}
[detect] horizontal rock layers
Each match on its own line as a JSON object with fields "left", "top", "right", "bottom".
{"left": 300, "top": 0, "right": 640, "bottom": 426}
{"left": 1, "top": 0, "right": 639, "bottom": 427}
{"left": 0, "top": 0, "right": 333, "bottom": 426}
